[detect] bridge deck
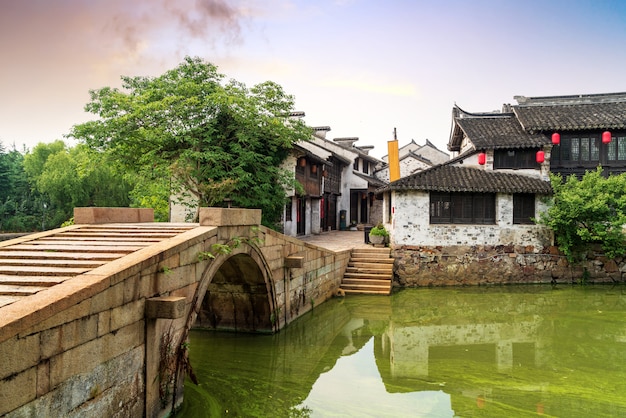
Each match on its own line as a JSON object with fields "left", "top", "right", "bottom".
{"left": 0, "top": 223, "right": 196, "bottom": 308}
{"left": 298, "top": 230, "right": 372, "bottom": 251}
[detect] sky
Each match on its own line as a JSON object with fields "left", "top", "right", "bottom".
{"left": 2, "top": 0, "right": 626, "bottom": 159}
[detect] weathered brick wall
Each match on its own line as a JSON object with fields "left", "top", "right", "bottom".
{"left": 392, "top": 190, "right": 553, "bottom": 248}
{"left": 259, "top": 227, "right": 350, "bottom": 328}
{"left": 393, "top": 244, "right": 626, "bottom": 286}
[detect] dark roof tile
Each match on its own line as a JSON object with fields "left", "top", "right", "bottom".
{"left": 379, "top": 165, "right": 552, "bottom": 194}
{"left": 456, "top": 114, "right": 549, "bottom": 149}
{"left": 513, "top": 102, "right": 626, "bottom": 131}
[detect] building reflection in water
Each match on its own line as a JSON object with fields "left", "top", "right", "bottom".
{"left": 328, "top": 286, "right": 626, "bottom": 416}
{"left": 187, "top": 286, "right": 626, "bottom": 417}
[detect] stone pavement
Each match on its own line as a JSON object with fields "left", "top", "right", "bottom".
{"left": 297, "top": 230, "right": 373, "bottom": 252}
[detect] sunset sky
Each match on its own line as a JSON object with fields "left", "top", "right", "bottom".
{"left": 2, "top": 0, "right": 626, "bottom": 158}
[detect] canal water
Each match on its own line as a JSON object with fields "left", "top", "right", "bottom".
{"left": 180, "top": 285, "right": 626, "bottom": 417}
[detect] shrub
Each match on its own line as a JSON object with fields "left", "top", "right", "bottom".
{"left": 369, "top": 223, "right": 389, "bottom": 237}
{"left": 539, "top": 167, "right": 626, "bottom": 262}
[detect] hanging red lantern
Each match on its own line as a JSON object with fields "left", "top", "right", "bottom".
{"left": 298, "top": 157, "right": 306, "bottom": 167}
{"left": 551, "top": 132, "right": 560, "bottom": 145}
{"left": 311, "top": 164, "right": 317, "bottom": 174}
{"left": 602, "top": 131, "right": 612, "bottom": 144}
{"left": 478, "top": 152, "right": 486, "bottom": 165}
{"left": 536, "top": 150, "right": 545, "bottom": 163}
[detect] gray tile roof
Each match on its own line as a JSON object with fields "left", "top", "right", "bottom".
{"left": 353, "top": 171, "right": 387, "bottom": 188}
{"left": 456, "top": 114, "right": 549, "bottom": 149}
{"left": 513, "top": 101, "right": 626, "bottom": 131}
{"left": 378, "top": 164, "right": 552, "bottom": 194}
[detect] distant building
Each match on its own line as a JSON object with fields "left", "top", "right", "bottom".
{"left": 282, "top": 121, "right": 386, "bottom": 236}
{"left": 379, "top": 99, "right": 553, "bottom": 248}
{"left": 381, "top": 91, "right": 626, "bottom": 249}
{"left": 376, "top": 139, "right": 449, "bottom": 182}
{"left": 512, "top": 92, "right": 626, "bottom": 178}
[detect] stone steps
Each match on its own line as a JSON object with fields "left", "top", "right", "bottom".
{"left": 340, "top": 247, "right": 393, "bottom": 295}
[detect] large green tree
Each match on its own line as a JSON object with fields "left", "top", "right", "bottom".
{"left": 71, "top": 56, "right": 311, "bottom": 226}
{"left": 540, "top": 167, "right": 626, "bottom": 262}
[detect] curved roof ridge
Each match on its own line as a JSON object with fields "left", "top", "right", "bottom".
{"left": 454, "top": 104, "right": 514, "bottom": 118}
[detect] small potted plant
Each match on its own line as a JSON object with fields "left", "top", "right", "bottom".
{"left": 368, "top": 223, "right": 388, "bottom": 245}
{"left": 349, "top": 220, "right": 358, "bottom": 231}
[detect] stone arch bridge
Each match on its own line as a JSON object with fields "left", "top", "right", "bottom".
{"left": 0, "top": 207, "right": 350, "bottom": 417}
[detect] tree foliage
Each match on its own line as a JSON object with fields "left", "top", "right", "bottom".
{"left": 540, "top": 167, "right": 626, "bottom": 262}
{"left": 21, "top": 141, "right": 133, "bottom": 228}
{"left": 71, "top": 56, "right": 311, "bottom": 226}
{"left": 0, "top": 142, "right": 43, "bottom": 232}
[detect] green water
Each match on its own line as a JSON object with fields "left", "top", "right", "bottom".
{"left": 180, "top": 285, "right": 626, "bottom": 417}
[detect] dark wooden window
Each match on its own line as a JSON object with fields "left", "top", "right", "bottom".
{"left": 430, "top": 192, "right": 495, "bottom": 224}
{"left": 550, "top": 134, "right": 601, "bottom": 166}
{"left": 363, "top": 160, "right": 369, "bottom": 174}
{"left": 353, "top": 158, "right": 359, "bottom": 170}
{"left": 285, "top": 200, "right": 292, "bottom": 222}
{"left": 513, "top": 194, "right": 535, "bottom": 224}
{"left": 494, "top": 148, "right": 539, "bottom": 169}
{"left": 607, "top": 135, "right": 626, "bottom": 162}
{"left": 324, "top": 159, "right": 341, "bottom": 195}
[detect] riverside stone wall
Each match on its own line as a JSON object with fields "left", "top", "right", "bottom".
{"left": 392, "top": 245, "right": 626, "bottom": 286}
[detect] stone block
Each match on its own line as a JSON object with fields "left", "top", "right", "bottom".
{"left": 25, "top": 298, "right": 91, "bottom": 337}
{"left": 153, "top": 263, "right": 196, "bottom": 294}
{"left": 74, "top": 207, "right": 154, "bottom": 224}
{"left": 110, "top": 300, "right": 144, "bottom": 331}
{"left": 97, "top": 310, "right": 111, "bottom": 337}
{"left": 50, "top": 321, "right": 143, "bottom": 388}
{"left": 0, "top": 333, "right": 40, "bottom": 380}
{"left": 123, "top": 273, "right": 141, "bottom": 304}
{"left": 199, "top": 207, "right": 261, "bottom": 226}
{"left": 180, "top": 242, "right": 202, "bottom": 266}
{"left": 36, "top": 360, "right": 50, "bottom": 397}
{"left": 284, "top": 256, "right": 304, "bottom": 268}
{"left": 0, "top": 367, "right": 36, "bottom": 415}
{"left": 90, "top": 283, "right": 124, "bottom": 314}
{"left": 145, "top": 296, "right": 187, "bottom": 319}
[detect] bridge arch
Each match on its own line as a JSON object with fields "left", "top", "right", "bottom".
{"left": 191, "top": 244, "right": 278, "bottom": 333}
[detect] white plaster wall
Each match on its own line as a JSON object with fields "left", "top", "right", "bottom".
{"left": 169, "top": 193, "right": 197, "bottom": 223}
{"left": 308, "top": 135, "right": 375, "bottom": 219}
{"left": 416, "top": 145, "right": 449, "bottom": 165}
{"left": 402, "top": 158, "right": 430, "bottom": 177}
{"left": 392, "top": 190, "right": 552, "bottom": 248}
{"left": 311, "top": 197, "right": 321, "bottom": 234}
{"left": 283, "top": 196, "right": 297, "bottom": 236}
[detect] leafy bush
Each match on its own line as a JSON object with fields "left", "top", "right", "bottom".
{"left": 539, "top": 167, "right": 626, "bottom": 262}
{"left": 369, "top": 223, "right": 389, "bottom": 237}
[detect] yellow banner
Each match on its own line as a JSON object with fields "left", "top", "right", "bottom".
{"left": 388, "top": 140, "right": 400, "bottom": 182}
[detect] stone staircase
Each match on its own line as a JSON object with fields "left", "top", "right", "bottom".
{"left": 340, "top": 247, "right": 393, "bottom": 295}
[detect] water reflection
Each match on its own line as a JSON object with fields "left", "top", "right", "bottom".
{"left": 301, "top": 338, "right": 453, "bottom": 417}
{"left": 182, "top": 286, "right": 626, "bottom": 417}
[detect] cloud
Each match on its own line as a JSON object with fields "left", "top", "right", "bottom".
{"left": 167, "top": 0, "right": 242, "bottom": 39}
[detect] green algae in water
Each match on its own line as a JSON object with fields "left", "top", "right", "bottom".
{"left": 180, "top": 285, "right": 626, "bottom": 417}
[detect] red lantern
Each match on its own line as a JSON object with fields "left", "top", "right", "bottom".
{"left": 536, "top": 150, "right": 545, "bottom": 163}
{"left": 298, "top": 157, "right": 306, "bottom": 167}
{"left": 602, "top": 131, "right": 612, "bottom": 144}
{"left": 478, "top": 152, "right": 486, "bottom": 165}
{"left": 551, "top": 132, "right": 560, "bottom": 145}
